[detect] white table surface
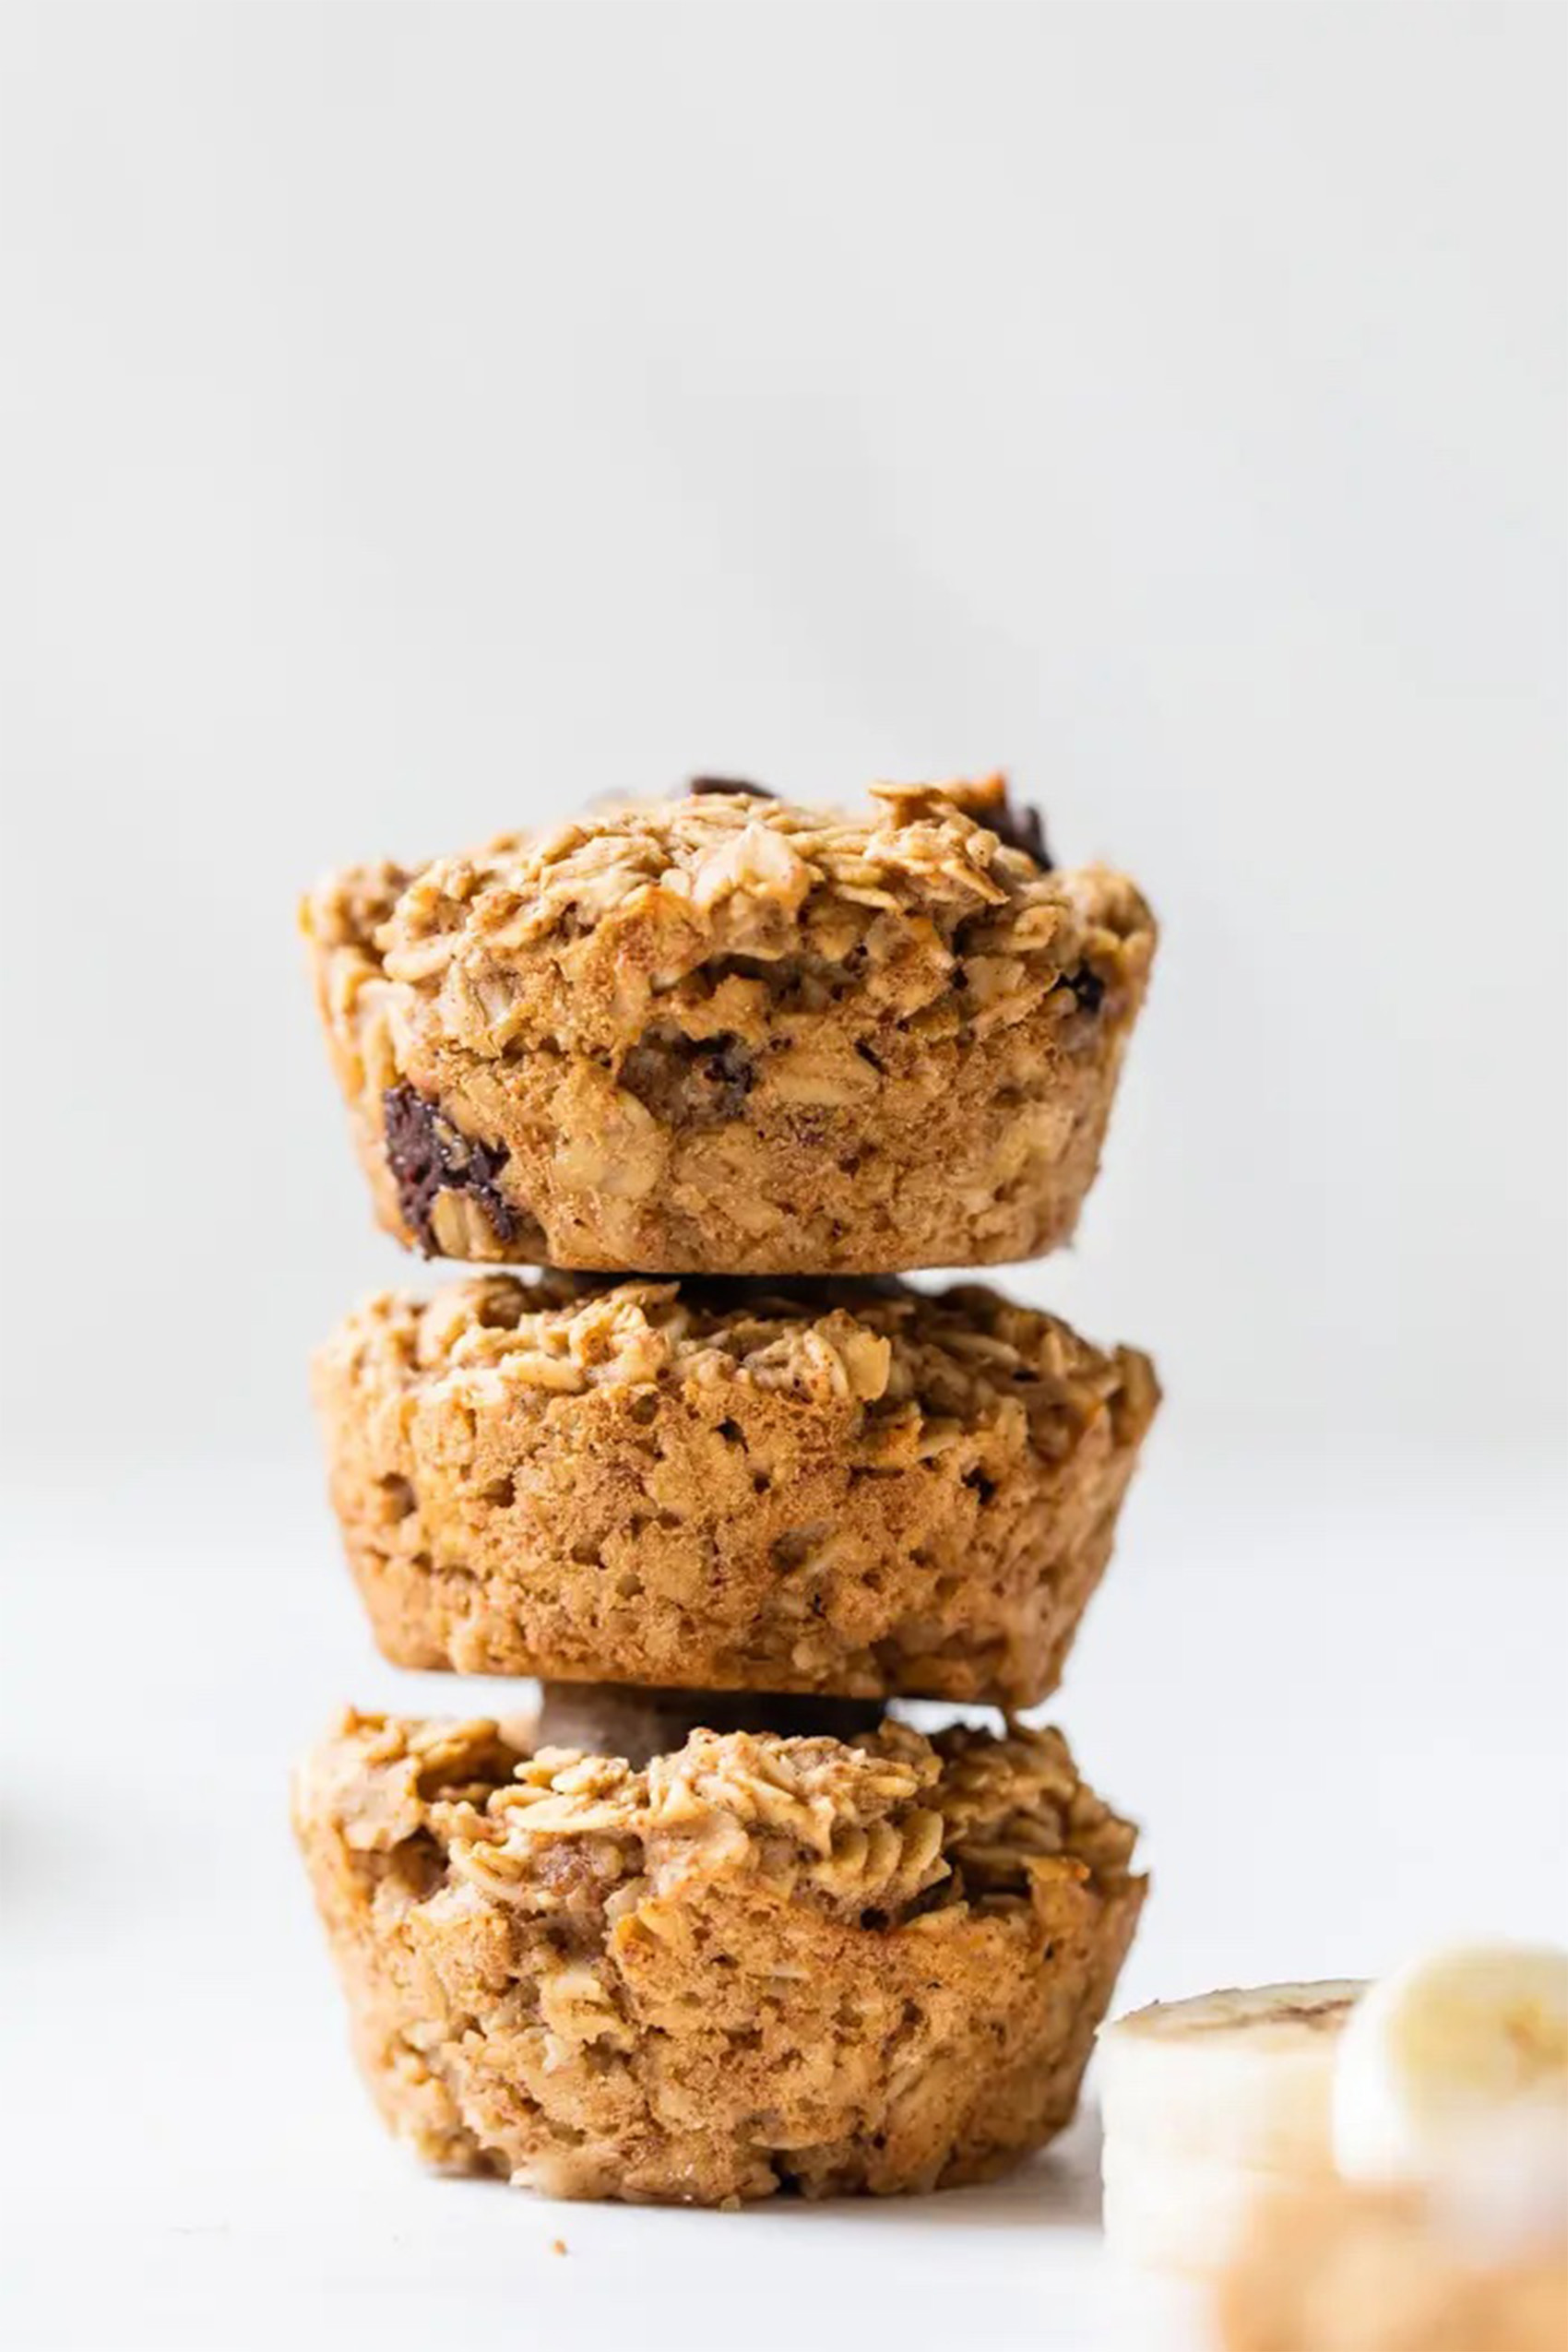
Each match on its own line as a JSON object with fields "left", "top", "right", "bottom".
{"left": 5, "top": 1446, "right": 1564, "bottom": 2351}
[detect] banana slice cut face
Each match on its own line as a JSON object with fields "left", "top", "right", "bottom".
{"left": 1333, "top": 1942, "right": 1568, "bottom": 2187}
{"left": 1100, "top": 1952, "right": 1568, "bottom": 2276}
{"left": 1099, "top": 1979, "right": 1366, "bottom": 2274}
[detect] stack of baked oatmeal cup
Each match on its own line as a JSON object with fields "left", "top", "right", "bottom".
{"left": 294, "top": 775, "right": 1159, "bottom": 2204}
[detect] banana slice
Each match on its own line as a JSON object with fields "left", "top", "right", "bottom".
{"left": 1099, "top": 1980, "right": 1365, "bottom": 2170}
{"left": 1334, "top": 1942, "right": 1568, "bottom": 2187}
{"left": 1098, "top": 1980, "right": 1365, "bottom": 2273}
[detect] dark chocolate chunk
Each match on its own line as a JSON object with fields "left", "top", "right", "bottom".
{"left": 1063, "top": 967, "right": 1105, "bottom": 1016}
{"left": 535, "top": 1683, "right": 887, "bottom": 1769}
{"left": 674, "top": 1272, "right": 911, "bottom": 1318}
{"left": 983, "top": 787, "right": 1054, "bottom": 870}
{"left": 698, "top": 1035, "right": 756, "bottom": 1116}
{"left": 619, "top": 1028, "right": 756, "bottom": 1129}
{"left": 687, "top": 776, "right": 778, "bottom": 801}
{"left": 382, "top": 1084, "right": 518, "bottom": 1255}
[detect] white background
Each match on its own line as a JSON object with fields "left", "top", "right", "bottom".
{"left": 2, "top": 6, "right": 1564, "bottom": 2349}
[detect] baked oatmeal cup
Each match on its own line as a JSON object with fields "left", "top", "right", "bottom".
{"left": 314, "top": 1271, "right": 1157, "bottom": 1705}
{"left": 303, "top": 777, "right": 1155, "bottom": 1274}
{"left": 1218, "top": 2180, "right": 1567, "bottom": 2352}
{"left": 293, "top": 1701, "right": 1145, "bottom": 2204}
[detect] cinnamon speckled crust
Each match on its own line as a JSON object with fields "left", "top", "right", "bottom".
{"left": 1218, "top": 2183, "right": 1568, "bottom": 2352}
{"left": 312, "top": 1272, "right": 1158, "bottom": 1705}
{"left": 301, "top": 778, "right": 1155, "bottom": 1274}
{"left": 291, "top": 1707, "right": 1146, "bottom": 2204}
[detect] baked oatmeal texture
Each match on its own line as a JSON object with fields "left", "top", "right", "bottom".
{"left": 1218, "top": 2182, "right": 1568, "bottom": 2352}
{"left": 301, "top": 777, "right": 1155, "bottom": 1274}
{"left": 292, "top": 1706, "right": 1145, "bottom": 2204}
{"left": 313, "top": 1272, "right": 1158, "bottom": 1705}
